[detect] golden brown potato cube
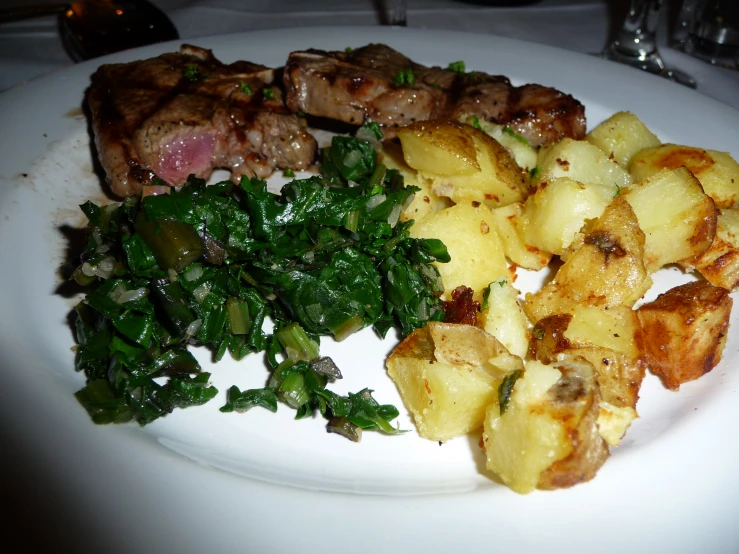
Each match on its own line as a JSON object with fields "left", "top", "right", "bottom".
{"left": 409, "top": 201, "right": 511, "bottom": 300}
{"left": 533, "top": 138, "right": 632, "bottom": 190}
{"left": 529, "top": 306, "right": 646, "bottom": 446}
{"left": 386, "top": 322, "right": 523, "bottom": 442}
{"left": 637, "top": 280, "right": 732, "bottom": 390}
{"left": 524, "top": 197, "right": 653, "bottom": 323}
{"left": 629, "top": 144, "right": 739, "bottom": 208}
{"left": 585, "top": 111, "right": 661, "bottom": 167}
{"left": 483, "top": 357, "right": 609, "bottom": 493}
{"left": 682, "top": 208, "right": 739, "bottom": 290}
{"left": 623, "top": 167, "right": 717, "bottom": 273}
{"left": 523, "top": 177, "right": 616, "bottom": 256}
{"left": 379, "top": 141, "right": 451, "bottom": 224}
{"left": 490, "top": 202, "right": 552, "bottom": 270}
{"left": 398, "top": 121, "right": 529, "bottom": 209}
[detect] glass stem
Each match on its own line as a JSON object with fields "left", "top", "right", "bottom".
{"left": 613, "top": 0, "right": 661, "bottom": 59}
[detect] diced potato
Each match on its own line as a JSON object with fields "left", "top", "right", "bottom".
{"left": 622, "top": 167, "right": 717, "bottom": 273}
{"left": 529, "top": 306, "right": 646, "bottom": 446}
{"left": 409, "top": 202, "right": 512, "bottom": 300}
{"left": 483, "top": 357, "right": 609, "bottom": 494}
{"left": 380, "top": 141, "right": 450, "bottom": 224}
{"left": 524, "top": 197, "right": 653, "bottom": 323}
{"left": 490, "top": 202, "right": 552, "bottom": 270}
{"left": 397, "top": 121, "right": 479, "bottom": 175}
{"left": 629, "top": 144, "right": 739, "bottom": 208}
{"left": 398, "top": 121, "right": 529, "bottom": 209}
{"left": 682, "top": 208, "right": 739, "bottom": 290}
{"left": 468, "top": 117, "right": 538, "bottom": 172}
{"left": 478, "top": 279, "right": 531, "bottom": 359}
{"left": 585, "top": 111, "right": 660, "bottom": 167}
{"left": 533, "top": 138, "right": 632, "bottom": 190}
{"left": 523, "top": 177, "right": 616, "bottom": 256}
{"left": 386, "top": 322, "right": 523, "bottom": 441}
{"left": 637, "top": 280, "right": 732, "bottom": 390}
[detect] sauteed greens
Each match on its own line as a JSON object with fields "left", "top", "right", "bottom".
{"left": 71, "top": 133, "right": 449, "bottom": 438}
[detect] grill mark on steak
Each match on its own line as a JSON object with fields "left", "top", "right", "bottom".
{"left": 88, "top": 44, "right": 317, "bottom": 197}
{"left": 283, "top": 43, "right": 585, "bottom": 145}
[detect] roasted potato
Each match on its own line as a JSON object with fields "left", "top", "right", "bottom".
{"left": 483, "top": 356, "right": 609, "bottom": 493}
{"left": 532, "top": 138, "right": 632, "bottom": 190}
{"left": 523, "top": 177, "right": 616, "bottom": 256}
{"left": 637, "top": 280, "right": 732, "bottom": 390}
{"left": 585, "top": 111, "right": 661, "bottom": 167}
{"left": 397, "top": 121, "right": 529, "bottom": 209}
{"left": 529, "top": 305, "right": 646, "bottom": 446}
{"left": 490, "top": 202, "right": 552, "bottom": 270}
{"left": 524, "top": 197, "right": 653, "bottom": 323}
{"left": 386, "top": 322, "right": 523, "bottom": 441}
{"left": 629, "top": 144, "right": 739, "bottom": 208}
{"left": 622, "top": 167, "right": 717, "bottom": 273}
{"left": 682, "top": 208, "right": 739, "bottom": 290}
{"left": 478, "top": 278, "right": 531, "bottom": 359}
{"left": 409, "top": 201, "right": 511, "bottom": 300}
{"left": 467, "top": 117, "right": 538, "bottom": 172}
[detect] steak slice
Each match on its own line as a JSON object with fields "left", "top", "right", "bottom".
{"left": 283, "top": 43, "right": 585, "bottom": 146}
{"left": 89, "top": 44, "right": 317, "bottom": 197}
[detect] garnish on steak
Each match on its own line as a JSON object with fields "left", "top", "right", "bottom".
{"left": 88, "top": 44, "right": 317, "bottom": 197}
{"left": 283, "top": 43, "right": 586, "bottom": 146}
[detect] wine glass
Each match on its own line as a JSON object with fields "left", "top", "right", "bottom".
{"left": 602, "top": 0, "right": 697, "bottom": 87}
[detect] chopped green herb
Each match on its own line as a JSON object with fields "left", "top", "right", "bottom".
{"left": 502, "top": 126, "right": 532, "bottom": 147}
{"left": 529, "top": 166, "right": 541, "bottom": 180}
{"left": 470, "top": 115, "right": 482, "bottom": 131}
{"left": 239, "top": 81, "right": 253, "bottom": 95}
{"left": 614, "top": 183, "right": 622, "bottom": 198}
{"left": 345, "top": 46, "right": 354, "bottom": 53}
{"left": 262, "top": 87, "right": 275, "bottom": 100}
{"left": 447, "top": 60, "right": 466, "bottom": 74}
{"left": 183, "top": 64, "right": 201, "bottom": 82}
{"left": 282, "top": 168, "right": 296, "bottom": 178}
{"left": 392, "top": 68, "right": 416, "bottom": 88}
{"left": 498, "top": 369, "right": 523, "bottom": 415}
{"left": 72, "top": 134, "right": 448, "bottom": 434}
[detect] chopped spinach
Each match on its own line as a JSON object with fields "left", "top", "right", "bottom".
{"left": 71, "top": 134, "right": 447, "bottom": 436}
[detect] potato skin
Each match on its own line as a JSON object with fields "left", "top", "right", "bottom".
{"left": 637, "top": 281, "right": 732, "bottom": 390}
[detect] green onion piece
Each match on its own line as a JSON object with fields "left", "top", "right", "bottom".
{"left": 367, "top": 163, "right": 387, "bottom": 189}
{"left": 326, "top": 416, "right": 362, "bottom": 442}
{"left": 276, "top": 322, "right": 320, "bottom": 362}
{"left": 529, "top": 166, "right": 541, "bottom": 179}
{"left": 330, "top": 314, "right": 365, "bottom": 342}
{"left": 150, "top": 278, "right": 197, "bottom": 336}
{"left": 502, "top": 126, "right": 532, "bottom": 146}
{"left": 183, "top": 64, "right": 200, "bottom": 81}
{"left": 344, "top": 210, "right": 360, "bottom": 233}
{"left": 498, "top": 369, "right": 523, "bottom": 415}
{"left": 135, "top": 212, "right": 204, "bottom": 271}
{"left": 447, "top": 60, "right": 466, "bottom": 74}
{"left": 470, "top": 115, "right": 482, "bottom": 130}
{"left": 283, "top": 168, "right": 296, "bottom": 178}
{"left": 392, "top": 68, "right": 416, "bottom": 87}
{"left": 239, "top": 81, "right": 253, "bottom": 94}
{"left": 226, "top": 297, "right": 251, "bottom": 335}
{"left": 262, "top": 87, "right": 274, "bottom": 100}
{"left": 278, "top": 372, "right": 310, "bottom": 408}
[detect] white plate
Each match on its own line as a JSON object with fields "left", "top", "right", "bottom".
{"left": 1, "top": 27, "right": 738, "bottom": 553}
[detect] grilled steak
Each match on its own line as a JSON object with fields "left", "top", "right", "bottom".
{"left": 89, "top": 45, "right": 317, "bottom": 197}
{"left": 283, "top": 44, "right": 585, "bottom": 146}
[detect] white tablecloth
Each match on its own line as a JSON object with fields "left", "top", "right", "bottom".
{"left": 1, "top": 0, "right": 738, "bottom": 109}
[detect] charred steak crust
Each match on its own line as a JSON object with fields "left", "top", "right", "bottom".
{"left": 283, "top": 43, "right": 586, "bottom": 145}
{"left": 88, "top": 44, "right": 317, "bottom": 197}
